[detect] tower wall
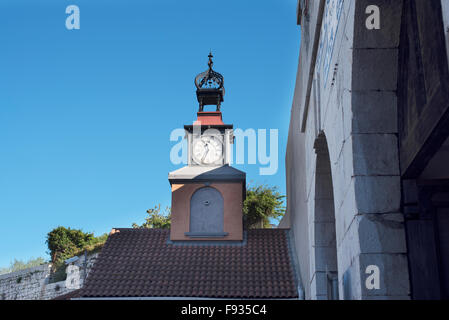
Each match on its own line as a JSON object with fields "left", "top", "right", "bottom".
{"left": 170, "top": 182, "right": 244, "bottom": 241}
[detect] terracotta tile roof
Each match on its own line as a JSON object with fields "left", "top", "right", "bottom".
{"left": 79, "top": 228, "right": 298, "bottom": 299}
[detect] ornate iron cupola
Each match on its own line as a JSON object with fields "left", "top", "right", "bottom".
{"left": 194, "top": 52, "right": 225, "bottom": 112}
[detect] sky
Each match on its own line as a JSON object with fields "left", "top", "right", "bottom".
{"left": 0, "top": 0, "right": 300, "bottom": 267}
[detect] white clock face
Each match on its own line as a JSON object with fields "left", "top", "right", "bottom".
{"left": 192, "top": 135, "right": 223, "bottom": 165}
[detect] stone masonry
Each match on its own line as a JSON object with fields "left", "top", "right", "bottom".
{"left": 0, "top": 253, "right": 98, "bottom": 300}
{"left": 282, "top": 0, "right": 415, "bottom": 299}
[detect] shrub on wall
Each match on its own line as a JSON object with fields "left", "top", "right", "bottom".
{"left": 132, "top": 205, "right": 171, "bottom": 229}
{"left": 243, "top": 184, "right": 286, "bottom": 229}
{"left": 46, "top": 227, "right": 107, "bottom": 266}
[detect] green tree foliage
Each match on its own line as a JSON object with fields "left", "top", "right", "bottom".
{"left": 132, "top": 205, "right": 171, "bottom": 229}
{"left": 0, "top": 257, "right": 46, "bottom": 275}
{"left": 46, "top": 226, "right": 108, "bottom": 266}
{"left": 243, "top": 184, "right": 286, "bottom": 229}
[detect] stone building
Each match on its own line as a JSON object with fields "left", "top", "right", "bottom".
{"left": 280, "top": 0, "right": 449, "bottom": 299}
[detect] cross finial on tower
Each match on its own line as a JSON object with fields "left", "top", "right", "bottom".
{"left": 208, "top": 51, "right": 214, "bottom": 69}
{"left": 195, "top": 52, "right": 224, "bottom": 112}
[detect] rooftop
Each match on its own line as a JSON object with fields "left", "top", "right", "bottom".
{"left": 168, "top": 164, "right": 246, "bottom": 183}
{"left": 79, "top": 228, "right": 298, "bottom": 299}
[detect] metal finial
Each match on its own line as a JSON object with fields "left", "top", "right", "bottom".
{"left": 194, "top": 52, "right": 224, "bottom": 112}
{"left": 208, "top": 52, "right": 214, "bottom": 69}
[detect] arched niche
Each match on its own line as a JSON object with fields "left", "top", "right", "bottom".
{"left": 187, "top": 186, "right": 226, "bottom": 237}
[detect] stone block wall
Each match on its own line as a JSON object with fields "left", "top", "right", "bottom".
{"left": 285, "top": 0, "right": 411, "bottom": 300}
{"left": 0, "top": 264, "right": 51, "bottom": 300}
{"left": 0, "top": 253, "right": 98, "bottom": 300}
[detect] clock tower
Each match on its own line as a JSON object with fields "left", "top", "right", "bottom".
{"left": 168, "top": 53, "right": 246, "bottom": 241}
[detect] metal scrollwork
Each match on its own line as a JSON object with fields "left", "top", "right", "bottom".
{"left": 194, "top": 52, "right": 225, "bottom": 112}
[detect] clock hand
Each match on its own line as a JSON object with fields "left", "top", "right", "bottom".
{"left": 202, "top": 144, "right": 209, "bottom": 162}
{"left": 202, "top": 149, "right": 209, "bottom": 162}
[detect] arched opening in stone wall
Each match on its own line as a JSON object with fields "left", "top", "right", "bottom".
{"left": 312, "top": 133, "right": 338, "bottom": 300}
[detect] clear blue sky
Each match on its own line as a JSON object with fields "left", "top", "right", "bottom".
{"left": 0, "top": 0, "right": 300, "bottom": 267}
